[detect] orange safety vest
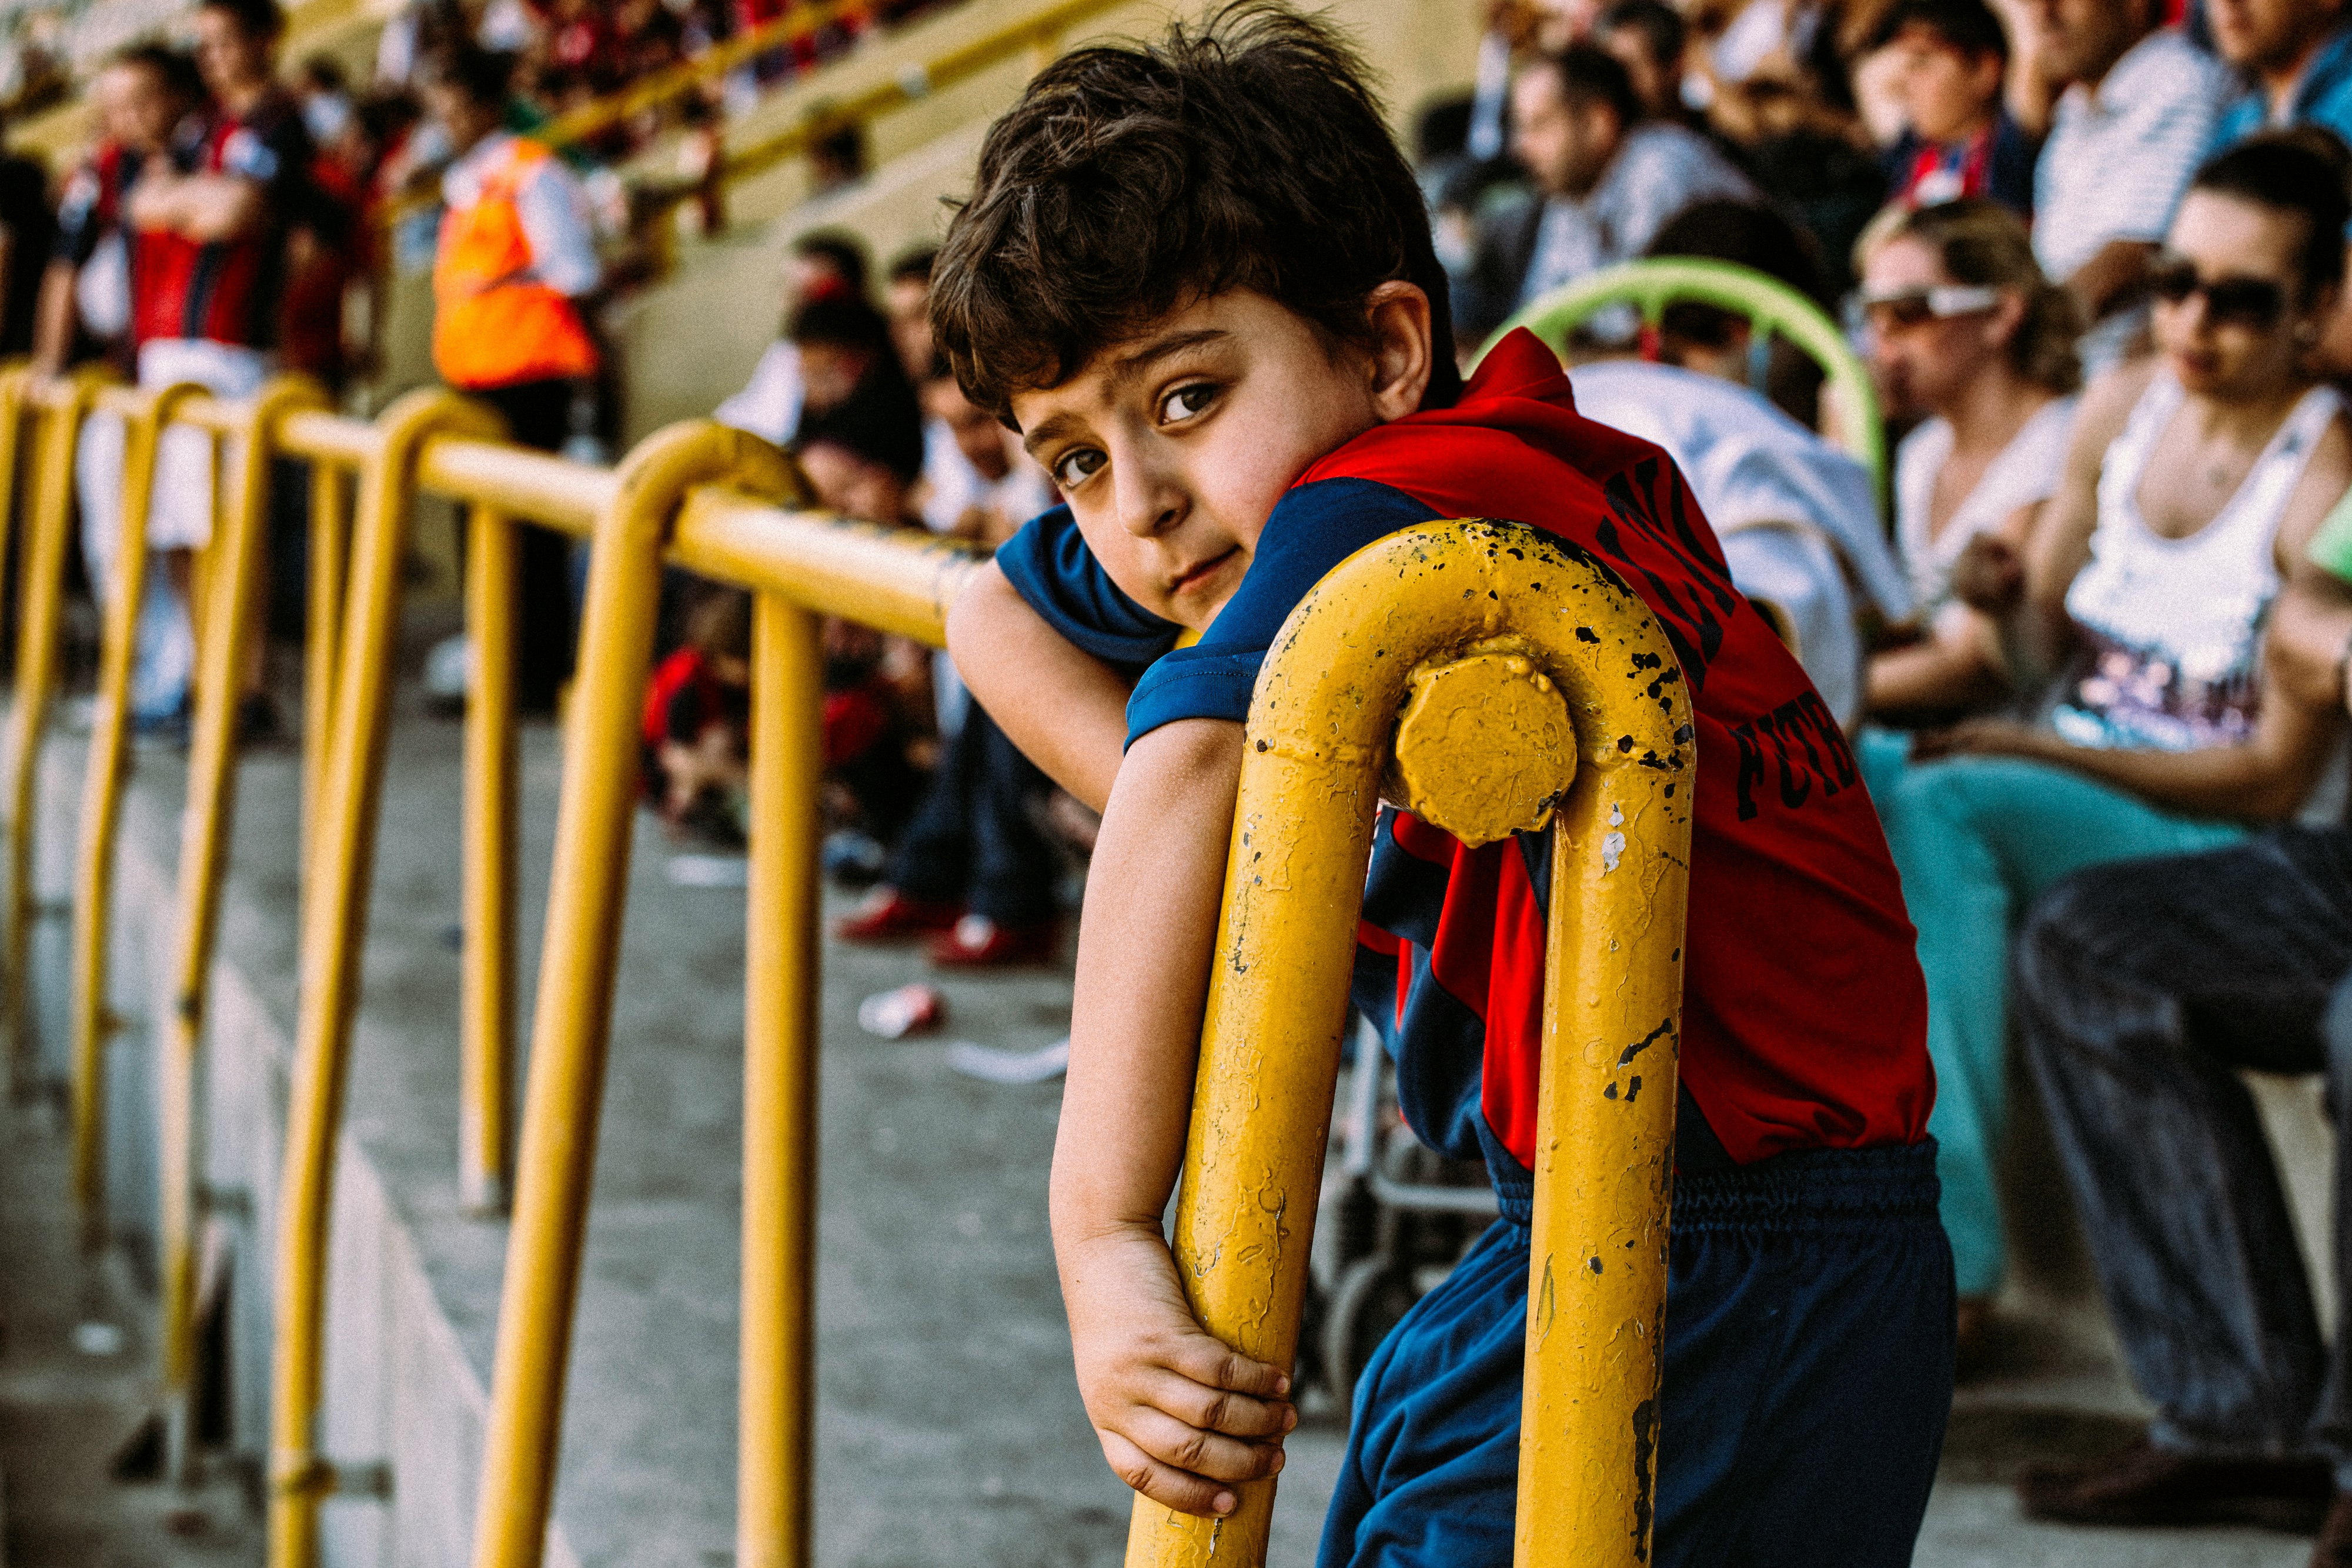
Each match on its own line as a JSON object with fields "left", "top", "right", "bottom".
{"left": 432, "top": 138, "right": 600, "bottom": 391}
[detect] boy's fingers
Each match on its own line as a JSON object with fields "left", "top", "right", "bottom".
{"left": 1098, "top": 1428, "right": 1281, "bottom": 1517}
{"left": 1122, "top": 1408, "right": 1288, "bottom": 1485}
{"left": 1143, "top": 1368, "right": 1296, "bottom": 1439}
{"left": 1165, "top": 1334, "right": 1291, "bottom": 1400}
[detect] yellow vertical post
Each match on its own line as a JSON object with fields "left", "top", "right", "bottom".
{"left": 739, "top": 589, "right": 823, "bottom": 1568}
{"left": 468, "top": 420, "right": 796, "bottom": 1568}
{"left": 157, "top": 376, "right": 328, "bottom": 1477}
{"left": 268, "top": 390, "right": 503, "bottom": 1568}
{"left": 303, "top": 460, "right": 349, "bottom": 852}
{"left": 5, "top": 370, "right": 102, "bottom": 1093}
{"left": 460, "top": 502, "right": 518, "bottom": 1213}
{"left": 1120, "top": 520, "right": 1694, "bottom": 1568}
{"left": 69, "top": 381, "right": 199, "bottom": 1244}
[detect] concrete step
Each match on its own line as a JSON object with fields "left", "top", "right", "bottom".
{"left": 12, "top": 686, "right": 2335, "bottom": 1566}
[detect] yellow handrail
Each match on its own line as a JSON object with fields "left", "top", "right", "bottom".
{"left": 11, "top": 366, "right": 1696, "bottom": 1568}
{"left": 1120, "top": 521, "right": 1695, "bottom": 1567}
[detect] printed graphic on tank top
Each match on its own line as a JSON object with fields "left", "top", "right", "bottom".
{"left": 2051, "top": 373, "right": 2340, "bottom": 753}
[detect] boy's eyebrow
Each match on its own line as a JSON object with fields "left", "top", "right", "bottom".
{"left": 1107, "top": 327, "right": 1230, "bottom": 387}
{"left": 1020, "top": 413, "right": 1081, "bottom": 459}
{"left": 1017, "top": 329, "right": 1232, "bottom": 457}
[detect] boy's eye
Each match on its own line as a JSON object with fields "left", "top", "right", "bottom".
{"left": 1054, "top": 447, "right": 1106, "bottom": 488}
{"left": 1159, "top": 382, "right": 1219, "bottom": 424}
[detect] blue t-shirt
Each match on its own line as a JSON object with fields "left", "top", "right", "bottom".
{"left": 2213, "top": 22, "right": 2352, "bottom": 158}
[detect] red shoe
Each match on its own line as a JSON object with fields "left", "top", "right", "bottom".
{"left": 927, "top": 913, "right": 1059, "bottom": 968}
{"left": 834, "top": 888, "right": 964, "bottom": 944}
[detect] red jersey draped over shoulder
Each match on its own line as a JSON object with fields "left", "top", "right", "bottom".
{"left": 998, "top": 330, "right": 1933, "bottom": 1166}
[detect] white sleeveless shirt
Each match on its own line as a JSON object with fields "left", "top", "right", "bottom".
{"left": 1893, "top": 395, "right": 2077, "bottom": 611}
{"left": 2051, "top": 374, "right": 2341, "bottom": 751}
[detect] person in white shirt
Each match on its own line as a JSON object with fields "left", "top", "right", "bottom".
{"left": 1468, "top": 42, "right": 1755, "bottom": 338}
{"left": 1569, "top": 356, "right": 1909, "bottom": 728}
{"left": 1857, "top": 198, "right": 2082, "bottom": 719}
{"left": 2027, "top": 0, "right": 2228, "bottom": 371}
{"left": 713, "top": 230, "right": 868, "bottom": 444}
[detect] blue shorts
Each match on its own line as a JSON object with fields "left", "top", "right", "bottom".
{"left": 1320, "top": 1107, "right": 1954, "bottom": 1568}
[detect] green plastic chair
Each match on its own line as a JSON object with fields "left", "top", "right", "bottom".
{"left": 1484, "top": 258, "right": 1887, "bottom": 503}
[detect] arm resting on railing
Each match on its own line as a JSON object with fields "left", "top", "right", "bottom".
{"left": 946, "top": 560, "right": 1132, "bottom": 812}
{"left": 1050, "top": 716, "right": 1293, "bottom": 1520}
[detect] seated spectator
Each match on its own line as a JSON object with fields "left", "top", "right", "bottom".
{"left": 2004, "top": 504, "right": 2352, "bottom": 1546}
{"left": 1569, "top": 354, "right": 1910, "bottom": 726}
{"left": 884, "top": 243, "right": 937, "bottom": 383}
{"left": 1461, "top": 42, "right": 1755, "bottom": 342}
{"left": 1638, "top": 196, "right": 1835, "bottom": 426}
{"left": 797, "top": 390, "right": 934, "bottom": 859}
{"left": 1593, "top": 0, "right": 1695, "bottom": 122}
{"left": 2211, "top": 0, "right": 2352, "bottom": 152}
{"left": 713, "top": 228, "right": 869, "bottom": 445}
{"left": 2026, "top": 0, "right": 2227, "bottom": 373}
{"left": 1858, "top": 199, "right": 2081, "bottom": 719}
{"left": 642, "top": 585, "right": 751, "bottom": 847}
{"left": 1865, "top": 135, "right": 2352, "bottom": 1353}
{"left": 1871, "top": 0, "right": 2036, "bottom": 215}
{"left": 918, "top": 367, "right": 1055, "bottom": 546}
{"left": 2209, "top": 1, "right": 2352, "bottom": 375}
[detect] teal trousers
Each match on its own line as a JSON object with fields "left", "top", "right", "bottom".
{"left": 1858, "top": 729, "right": 2247, "bottom": 1298}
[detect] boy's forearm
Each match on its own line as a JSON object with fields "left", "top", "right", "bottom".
{"left": 1051, "top": 718, "right": 1244, "bottom": 1245}
{"left": 946, "top": 562, "right": 1131, "bottom": 811}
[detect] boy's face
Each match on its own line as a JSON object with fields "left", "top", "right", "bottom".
{"left": 1886, "top": 25, "right": 2000, "bottom": 145}
{"left": 1008, "top": 286, "right": 1433, "bottom": 633}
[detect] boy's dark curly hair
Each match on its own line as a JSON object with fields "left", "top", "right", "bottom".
{"left": 930, "top": 2, "right": 1459, "bottom": 423}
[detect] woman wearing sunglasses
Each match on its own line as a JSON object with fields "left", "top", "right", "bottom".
{"left": 1869, "top": 132, "right": 2352, "bottom": 1358}
{"left": 1856, "top": 198, "right": 2083, "bottom": 721}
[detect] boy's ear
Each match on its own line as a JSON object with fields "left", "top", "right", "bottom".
{"left": 1364, "top": 280, "right": 1435, "bottom": 422}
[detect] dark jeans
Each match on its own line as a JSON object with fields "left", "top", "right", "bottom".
{"left": 470, "top": 377, "right": 579, "bottom": 711}
{"left": 1322, "top": 1097, "right": 1952, "bottom": 1567}
{"left": 888, "top": 704, "right": 1057, "bottom": 927}
{"left": 2016, "top": 825, "right": 2352, "bottom": 1478}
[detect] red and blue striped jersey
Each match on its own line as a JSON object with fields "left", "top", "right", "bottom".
{"left": 997, "top": 330, "right": 1932, "bottom": 1168}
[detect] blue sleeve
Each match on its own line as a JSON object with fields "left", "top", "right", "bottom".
{"left": 1125, "top": 477, "right": 1442, "bottom": 744}
{"left": 995, "top": 504, "right": 1184, "bottom": 668}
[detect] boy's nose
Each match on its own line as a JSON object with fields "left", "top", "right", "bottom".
{"left": 1112, "top": 460, "right": 1183, "bottom": 539}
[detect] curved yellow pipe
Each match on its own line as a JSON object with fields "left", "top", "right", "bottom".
{"left": 1125, "top": 519, "right": 1695, "bottom": 1568}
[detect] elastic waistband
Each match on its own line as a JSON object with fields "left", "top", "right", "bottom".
{"left": 1487, "top": 1138, "right": 1942, "bottom": 1233}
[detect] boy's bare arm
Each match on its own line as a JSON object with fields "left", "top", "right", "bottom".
{"left": 1051, "top": 716, "right": 1295, "bottom": 1517}
{"left": 946, "top": 561, "right": 1131, "bottom": 811}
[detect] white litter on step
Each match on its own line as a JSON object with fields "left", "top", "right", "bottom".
{"left": 946, "top": 1038, "right": 1071, "bottom": 1085}
{"left": 72, "top": 1321, "right": 125, "bottom": 1356}
{"left": 666, "top": 853, "right": 749, "bottom": 888}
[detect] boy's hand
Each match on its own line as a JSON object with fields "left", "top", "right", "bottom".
{"left": 1064, "top": 1222, "right": 1295, "bottom": 1516}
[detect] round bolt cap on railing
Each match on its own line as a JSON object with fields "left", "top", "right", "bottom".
{"left": 1387, "top": 638, "right": 1578, "bottom": 848}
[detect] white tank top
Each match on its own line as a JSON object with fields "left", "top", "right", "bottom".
{"left": 2051, "top": 373, "right": 2340, "bottom": 751}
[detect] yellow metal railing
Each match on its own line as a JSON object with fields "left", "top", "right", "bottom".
{"left": 12, "top": 384, "right": 1691, "bottom": 1568}
{"left": 1120, "top": 521, "right": 1694, "bottom": 1567}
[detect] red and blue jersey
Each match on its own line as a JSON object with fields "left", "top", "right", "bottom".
{"left": 997, "top": 329, "right": 1932, "bottom": 1169}
{"left": 135, "top": 90, "right": 313, "bottom": 351}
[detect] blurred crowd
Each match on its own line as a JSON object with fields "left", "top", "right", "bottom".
{"left": 20, "top": 0, "right": 2352, "bottom": 1542}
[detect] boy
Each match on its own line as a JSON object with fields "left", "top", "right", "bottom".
{"left": 1872, "top": 0, "right": 2035, "bottom": 216}
{"left": 936, "top": 7, "right": 1951, "bottom": 1564}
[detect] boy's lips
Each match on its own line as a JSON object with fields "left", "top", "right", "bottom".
{"left": 1167, "top": 547, "right": 1240, "bottom": 595}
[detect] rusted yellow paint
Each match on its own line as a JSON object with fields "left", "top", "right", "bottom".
{"left": 1123, "top": 519, "right": 1694, "bottom": 1568}
{"left": 1388, "top": 639, "right": 1576, "bottom": 847}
